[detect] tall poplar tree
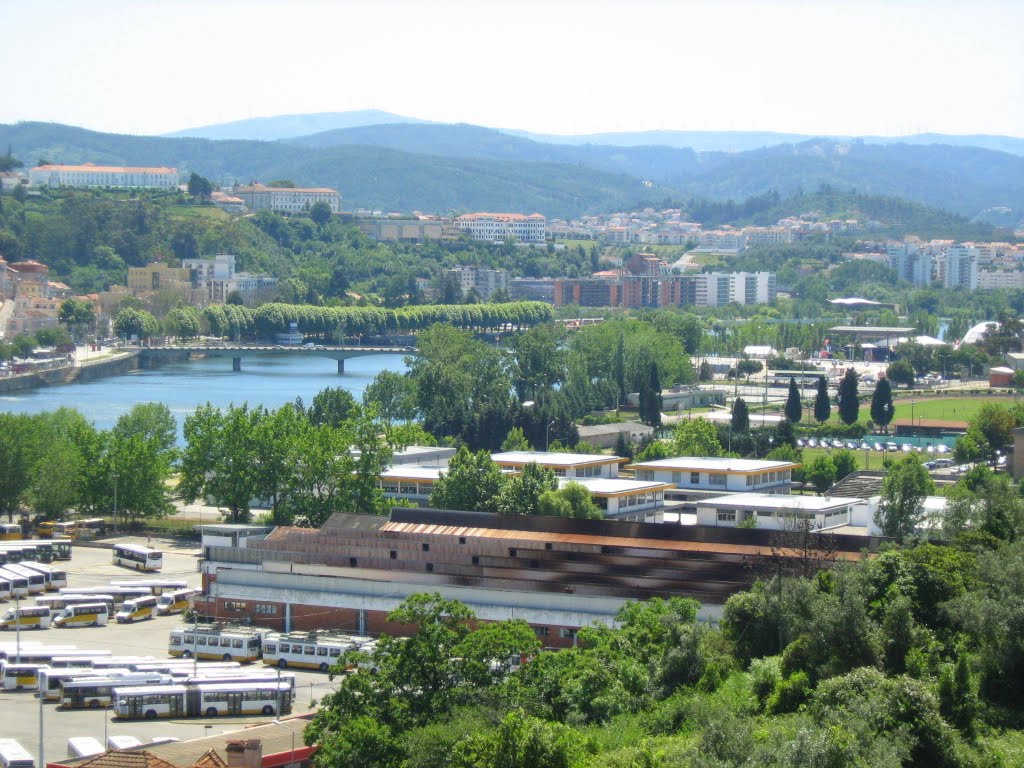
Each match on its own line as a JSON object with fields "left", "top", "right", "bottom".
{"left": 785, "top": 377, "right": 803, "bottom": 423}
{"left": 871, "top": 377, "right": 896, "bottom": 433}
{"left": 837, "top": 369, "right": 860, "bottom": 426}
{"left": 813, "top": 377, "right": 832, "bottom": 424}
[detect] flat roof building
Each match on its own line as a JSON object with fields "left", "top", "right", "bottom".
{"left": 628, "top": 456, "right": 799, "bottom": 497}
{"left": 694, "top": 493, "right": 864, "bottom": 531}
{"left": 30, "top": 163, "right": 178, "bottom": 189}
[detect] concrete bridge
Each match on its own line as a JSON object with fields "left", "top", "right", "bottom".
{"left": 138, "top": 344, "right": 416, "bottom": 373}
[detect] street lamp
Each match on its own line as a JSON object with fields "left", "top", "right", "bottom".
{"left": 111, "top": 471, "right": 120, "bottom": 534}
{"left": 545, "top": 420, "right": 557, "bottom": 452}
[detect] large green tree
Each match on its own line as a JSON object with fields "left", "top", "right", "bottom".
{"left": 429, "top": 447, "right": 507, "bottom": 514}
{"left": 876, "top": 453, "right": 935, "bottom": 539}
{"left": 871, "top": 376, "right": 895, "bottom": 432}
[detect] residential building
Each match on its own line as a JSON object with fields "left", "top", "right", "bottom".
{"left": 886, "top": 241, "right": 933, "bottom": 286}
{"left": 694, "top": 230, "right": 748, "bottom": 253}
{"left": 209, "top": 190, "right": 246, "bottom": 214}
{"left": 454, "top": 213, "right": 546, "bottom": 244}
{"left": 444, "top": 265, "right": 510, "bottom": 300}
{"left": 195, "top": 507, "right": 884, "bottom": 645}
{"left": 29, "top": 163, "right": 178, "bottom": 189}
{"left": 576, "top": 421, "right": 654, "bottom": 449}
{"left": 234, "top": 184, "right": 342, "bottom": 214}
{"left": 627, "top": 457, "right": 799, "bottom": 498}
{"left": 743, "top": 226, "right": 793, "bottom": 247}
{"left": 179, "top": 254, "right": 277, "bottom": 305}
{"left": 5, "top": 260, "right": 50, "bottom": 298}
{"left": 977, "top": 269, "right": 1024, "bottom": 290}
{"left": 944, "top": 245, "right": 979, "bottom": 290}
{"left": 508, "top": 277, "right": 556, "bottom": 303}
{"left": 553, "top": 271, "right": 775, "bottom": 309}
{"left": 127, "top": 262, "right": 194, "bottom": 295}
{"left": 490, "top": 450, "right": 626, "bottom": 479}
{"left": 554, "top": 275, "right": 622, "bottom": 307}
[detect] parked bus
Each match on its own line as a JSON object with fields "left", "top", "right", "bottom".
{"left": 73, "top": 519, "right": 107, "bottom": 540}
{"left": 168, "top": 625, "right": 268, "bottom": 662}
{"left": 262, "top": 631, "right": 366, "bottom": 672}
{"left": 61, "top": 586, "right": 150, "bottom": 609}
{"left": 61, "top": 672, "right": 174, "bottom": 708}
{"left": 66, "top": 737, "right": 104, "bottom": 759}
{"left": 0, "top": 644, "right": 72, "bottom": 661}
{"left": 185, "top": 670, "right": 296, "bottom": 689}
{"left": 0, "top": 525, "right": 22, "bottom": 542}
{"left": 0, "top": 569, "right": 29, "bottom": 598}
{"left": 0, "top": 565, "right": 44, "bottom": 595}
{"left": 52, "top": 603, "right": 110, "bottom": 628}
{"left": 113, "top": 680, "right": 293, "bottom": 719}
{"left": 19, "top": 562, "right": 67, "bottom": 591}
{"left": 39, "top": 667, "right": 127, "bottom": 701}
{"left": 105, "top": 736, "right": 142, "bottom": 750}
{"left": 33, "top": 540, "right": 71, "bottom": 561}
{"left": 156, "top": 588, "right": 197, "bottom": 616}
{"left": 111, "top": 579, "right": 188, "bottom": 597}
{"left": 0, "top": 546, "right": 38, "bottom": 565}
{"left": 3, "top": 650, "right": 106, "bottom": 666}
{"left": 0, "top": 738, "right": 35, "bottom": 768}
{"left": 130, "top": 660, "right": 240, "bottom": 675}
{"left": 0, "top": 576, "right": 11, "bottom": 602}
{"left": 115, "top": 596, "right": 158, "bottom": 624}
{"left": 111, "top": 544, "right": 163, "bottom": 572}
{"left": 0, "top": 662, "right": 47, "bottom": 690}
{"left": 0, "top": 606, "right": 50, "bottom": 631}
{"left": 36, "top": 521, "right": 75, "bottom": 540}
{"left": 36, "top": 595, "right": 115, "bottom": 616}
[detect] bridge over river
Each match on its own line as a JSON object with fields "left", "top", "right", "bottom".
{"left": 138, "top": 344, "right": 416, "bottom": 373}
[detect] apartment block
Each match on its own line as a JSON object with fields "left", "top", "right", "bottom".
{"left": 886, "top": 242, "right": 934, "bottom": 286}
{"left": 454, "top": 213, "right": 546, "bottom": 244}
{"left": 944, "top": 245, "right": 979, "bottom": 290}
{"left": 444, "top": 265, "right": 510, "bottom": 300}
{"left": 553, "top": 271, "right": 775, "bottom": 309}
{"left": 127, "top": 263, "right": 194, "bottom": 295}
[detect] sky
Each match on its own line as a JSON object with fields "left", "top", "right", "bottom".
{"left": 2, "top": 0, "right": 1022, "bottom": 138}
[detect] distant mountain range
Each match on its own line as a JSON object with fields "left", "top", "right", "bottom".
{"left": 164, "top": 109, "right": 432, "bottom": 141}
{"left": 3, "top": 115, "right": 1023, "bottom": 226}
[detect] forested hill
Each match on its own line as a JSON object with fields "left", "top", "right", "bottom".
{"left": 0, "top": 122, "right": 657, "bottom": 220}
{"left": 3, "top": 121, "right": 1024, "bottom": 225}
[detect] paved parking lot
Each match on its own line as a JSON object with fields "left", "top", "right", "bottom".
{"left": 2, "top": 542, "right": 339, "bottom": 764}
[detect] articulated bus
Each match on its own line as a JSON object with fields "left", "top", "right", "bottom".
{"left": 0, "top": 569, "right": 30, "bottom": 598}
{"left": 111, "top": 580, "right": 187, "bottom": 597}
{"left": 0, "top": 662, "right": 47, "bottom": 690}
{"left": 36, "top": 595, "right": 115, "bottom": 616}
{"left": 0, "top": 565, "right": 44, "bottom": 595}
{"left": 0, "top": 525, "right": 22, "bottom": 542}
{"left": 51, "top": 603, "right": 110, "bottom": 628}
{"left": 114, "top": 596, "right": 158, "bottom": 624}
{"left": 61, "top": 586, "right": 150, "bottom": 610}
{"left": 156, "top": 588, "right": 197, "bottom": 615}
{"left": 61, "top": 673, "right": 174, "bottom": 708}
{"left": 0, "top": 739, "right": 35, "bottom": 768}
{"left": 111, "top": 544, "right": 163, "bottom": 572}
{"left": 168, "top": 625, "right": 268, "bottom": 662}
{"left": 0, "top": 606, "right": 50, "bottom": 631}
{"left": 113, "top": 680, "right": 293, "bottom": 720}
{"left": 262, "top": 631, "right": 373, "bottom": 672}
{"left": 20, "top": 562, "right": 67, "bottom": 591}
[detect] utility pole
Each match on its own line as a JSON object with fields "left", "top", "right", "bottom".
{"left": 38, "top": 678, "right": 44, "bottom": 768}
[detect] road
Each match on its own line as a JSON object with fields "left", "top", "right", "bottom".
{"left": 2, "top": 542, "right": 339, "bottom": 765}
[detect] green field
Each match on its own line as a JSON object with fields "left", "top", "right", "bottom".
{"left": 168, "top": 205, "right": 230, "bottom": 221}
{"left": 800, "top": 446, "right": 888, "bottom": 471}
{"left": 891, "top": 395, "right": 1020, "bottom": 423}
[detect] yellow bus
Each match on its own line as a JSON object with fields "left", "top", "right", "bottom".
{"left": 168, "top": 625, "right": 267, "bottom": 662}
{"left": 114, "top": 596, "right": 158, "bottom": 624}
{"left": 156, "top": 588, "right": 197, "bottom": 616}
{"left": 52, "top": 603, "right": 110, "bottom": 628}
{"left": 0, "top": 524, "right": 21, "bottom": 542}
{"left": 0, "top": 662, "right": 46, "bottom": 691}
{"left": 0, "top": 606, "right": 50, "bottom": 631}
{"left": 36, "top": 521, "right": 76, "bottom": 539}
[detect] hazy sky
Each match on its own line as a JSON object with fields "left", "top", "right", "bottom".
{"left": 2, "top": 0, "right": 1022, "bottom": 138}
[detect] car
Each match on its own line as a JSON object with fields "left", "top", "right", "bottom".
{"left": 303, "top": 342, "right": 316, "bottom": 348}
{"left": 807, "top": 438, "right": 818, "bottom": 448}
{"left": 934, "top": 458, "right": 954, "bottom": 468}
{"left": 832, "top": 439, "right": 845, "bottom": 449}
{"left": 937, "top": 444, "right": 950, "bottom": 454}
{"left": 886, "top": 442, "right": 899, "bottom": 452}
{"left": 796, "top": 439, "right": 806, "bottom": 448}
{"left": 846, "top": 441, "right": 859, "bottom": 450}
{"left": 873, "top": 442, "right": 884, "bottom": 452}
{"left": 901, "top": 444, "right": 913, "bottom": 453}
{"left": 925, "top": 461, "right": 937, "bottom": 469}
{"left": 926, "top": 444, "right": 936, "bottom": 453}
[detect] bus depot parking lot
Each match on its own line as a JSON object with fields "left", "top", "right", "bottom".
{"left": 2, "top": 542, "right": 338, "bottom": 763}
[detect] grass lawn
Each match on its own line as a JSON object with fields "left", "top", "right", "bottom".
{"left": 891, "top": 395, "right": 1021, "bottom": 423}
{"left": 800, "top": 446, "right": 888, "bottom": 471}
{"left": 168, "top": 205, "right": 230, "bottom": 221}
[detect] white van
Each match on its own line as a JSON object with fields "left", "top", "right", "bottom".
{"left": 52, "top": 603, "right": 109, "bottom": 628}
{"left": 115, "top": 595, "right": 159, "bottom": 623}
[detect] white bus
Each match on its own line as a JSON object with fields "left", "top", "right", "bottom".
{"left": 61, "top": 586, "right": 150, "bottom": 609}
{"left": 0, "top": 576, "right": 11, "bottom": 602}
{"left": 0, "top": 738, "right": 34, "bottom": 768}
{"left": 32, "top": 540, "right": 72, "bottom": 561}
{"left": 168, "top": 625, "right": 268, "bottom": 662}
{"left": 19, "top": 562, "right": 67, "bottom": 591}
{"left": 35, "top": 594, "right": 115, "bottom": 615}
{"left": 111, "top": 544, "right": 163, "bottom": 572}
{"left": 113, "top": 680, "right": 293, "bottom": 719}
{"left": 186, "top": 670, "right": 296, "bottom": 690}
{"left": 0, "top": 662, "right": 47, "bottom": 690}
{"left": 9, "top": 649, "right": 107, "bottom": 667}
{"left": 0, "top": 644, "right": 72, "bottom": 662}
{"left": 262, "top": 631, "right": 368, "bottom": 672}
{"left": 0, "top": 605, "right": 50, "bottom": 631}
{"left": 156, "top": 588, "right": 198, "bottom": 615}
{"left": 111, "top": 579, "right": 187, "bottom": 596}
{"left": 0, "top": 565, "right": 45, "bottom": 594}
{"left": 39, "top": 667, "right": 131, "bottom": 702}
{"left": 61, "top": 672, "right": 174, "bottom": 708}
{"left": 115, "top": 596, "right": 158, "bottom": 624}
{"left": 131, "top": 660, "right": 240, "bottom": 675}
{"left": 106, "top": 736, "right": 142, "bottom": 750}
{"left": 51, "top": 603, "right": 110, "bottom": 628}
{"left": 0, "top": 568, "right": 30, "bottom": 598}
{"left": 66, "top": 737, "right": 104, "bottom": 759}
{"left": 0, "top": 524, "right": 21, "bottom": 542}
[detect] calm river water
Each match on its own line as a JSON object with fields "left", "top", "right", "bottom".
{"left": 0, "top": 352, "right": 408, "bottom": 441}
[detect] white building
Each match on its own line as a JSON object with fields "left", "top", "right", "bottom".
{"left": 490, "top": 451, "right": 626, "bottom": 479}
{"left": 976, "top": 270, "right": 1024, "bottom": 290}
{"left": 694, "top": 493, "right": 862, "bottom": 530}
{"left": 454, "top": 213, "right": 546, "bottom": 244}
{"left": 444, "top": 265, "right": 510, "bottom": 300}
{"left": 695, "top": 230, "right": 748, "bottom": 253}
{"left": 627, "top": 457, "right": 799, "bottom": 496}
{"left": 743, "top": 226, "right": 793, "bottom": 247}
{"left": 886, "top": 242, "right": 934, "bottom": 286}
{"left": 944, "top": 245, "right": 979, "bottom": 290}
{"left": 234, "top": 184, "right": 342, "bottom": 214}
{"left": 692, "top": 271, "right": 776, "bottom": 307}
{"left": 181, "top": 254, "right": 277, "bottom": 305}
{"left": 29, "top": 163, "right": 179, "bottom": 189}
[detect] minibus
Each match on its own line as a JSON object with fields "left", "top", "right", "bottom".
{"left": 115, "top": 596, "right": 158, "bottom": 623}
{"left": 52, "top": 603, "right": 110, "bottom": 628}
{"left": 0, "top": 606, "right": 50, "bottom": 631}
{"left": 156, "top": 588, "right": 197, "bottom": 615}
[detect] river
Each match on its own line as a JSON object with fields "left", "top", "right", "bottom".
{"left": 0, "top": 352, "right": 408, "bottom": 441}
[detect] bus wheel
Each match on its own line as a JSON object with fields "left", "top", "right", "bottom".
{"left": 92, "top": 621, "right": 99, "bottom": 627}
{"left": 145, "top": 709, "right": 157, "bottom": 720}
{"left": 182, "top": 651, "right": 192, "bottom": 658}
{"left": 206, "top": 707, "right": 218, "bottom": 717}
{"left": 222, "top": 653, "right": 232, "bottom": 662}
{"left": 320, "top": 662, "right": 329, "bottom": 672}
{"left": 90, "top": 700, "right": 100, "bottom": 708}
{"left": 262, "top": 705, "right": 274, "bottom": 715}
{"left": 277, "top": 659, "right": 288, "bottom": 669}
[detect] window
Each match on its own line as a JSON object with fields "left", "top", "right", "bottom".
{"left": 255, "top": 604, "right": 277, "bottom": 616}
{"left": 509, "top": 548, "right": 517, "bottom": 557}
{"left": 349, "top": 557, "right": 357, "bottom": 567}
{"left": 459, "top": 537, "right": 466, "bottom": 545}
{"left": 717, "top": 510, "right": 737, "bottom": 523}
{"left": 709, "top": 474, "right": 726, "bottom": 487}
{"left": 534, "top": 626, "right": 549, "bottom": 637}
{"left": 422, "top": 543, "right": 430, "bottom": 552}
{"left": 559, "top": 628, "right": 577, "bottom": 639}
{"left": 221, "top": 638, "right": 232, "bottom": 647}
{"left": 545, "top": 542, "right": 553, "bottom": 551}
{"left": 426, "top": 563, "right": 434, "bottom": 573}
{"left": 471, "top": 556, "right": 480, "bottom": 566}
{"left": 390, "top": 550, "right": 397, "bottom": 560}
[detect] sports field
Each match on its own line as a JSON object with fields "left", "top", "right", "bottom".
{"left": 891, "top": 396, "right": 1019, "bottom": 423}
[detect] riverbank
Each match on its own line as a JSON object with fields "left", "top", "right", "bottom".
{"left": 0, "top": 349, "right": 138, "bottom": 393}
